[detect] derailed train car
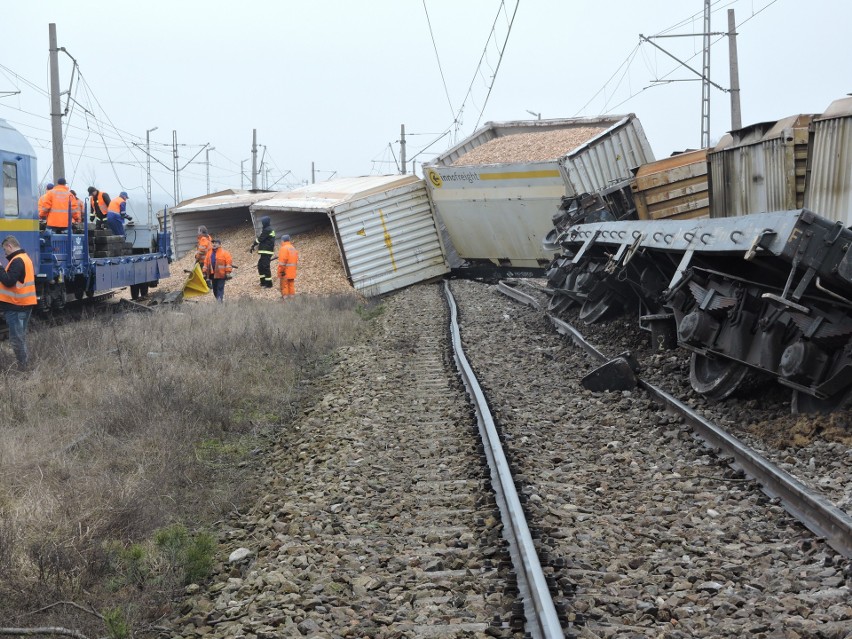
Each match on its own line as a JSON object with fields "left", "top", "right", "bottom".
{"left": 0, "top": 118, "right": 171, "bottom": 313}
{"left": 544, "top": 97, "right": 852, "bottom": 413}
{"left": 423, "top": 115, "right": 654, "bottom": 271}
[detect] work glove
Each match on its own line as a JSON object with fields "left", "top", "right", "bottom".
{"left": 89, "top": 215, "right": 95, "bottom": 222}
{"left": 249, "top": 246, "right": 255, "bottom": 254}
{"left": 205, "top": 278, "right": 212, "bottom": 288}
{"left": 225, "top": 273, "right": 233, "bottom": 280}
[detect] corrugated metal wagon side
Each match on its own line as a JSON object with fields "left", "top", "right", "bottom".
{"left": 805, "top": 96, "right": 852, "bottom": 227}
{"left": 708, "top": 114, "right": 812, "bottom": 218}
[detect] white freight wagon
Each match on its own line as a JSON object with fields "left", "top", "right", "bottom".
{"left": 423, "top": 115, "right": 654, "bottom": 269}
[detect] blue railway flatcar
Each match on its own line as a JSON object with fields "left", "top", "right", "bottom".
{"left": 0, "top": 118, "right": 171, "bottom": 310}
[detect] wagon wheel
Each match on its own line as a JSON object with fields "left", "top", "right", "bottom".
{"left": 579, "top": 287, "right": 622, "bottom": 324}
{"left": 547, "top": 293, "right": 574, "bottom": 315}
{"left": 791, "top": 387, "right": 852, "bottom": 415}
{"left": 689, "top": 352, "right": 748, "bottom": 401}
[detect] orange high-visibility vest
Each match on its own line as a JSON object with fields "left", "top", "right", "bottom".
{"left": 37, "top": 191, "right": 51, "bottom": 217}
{"left": 203, "top": 247, "right": 233, "bottom": 279}
{"left": 40, "top": 184, "right": 72, "bottom": 228}
{"left": 277, "top": 241, "right": 298, "bottom": 279}
{"left": 70, "top": 194, "right": 83, "bottom": 223}
{"left": 0, "top": 252, "right": 37, "bottom": 306}
{"left": 107, "top": 195, "right": 127, "bottom": 214}
{"left": 90, "top": 192, "right": 109, "bottom": 219}
{"left": 196, "top": 235, "right": 212, "bottom": 263}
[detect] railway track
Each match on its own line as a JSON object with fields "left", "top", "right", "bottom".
{"left": 161, "top": 280, "right": 851, "bottom": 639}
{"left": 161, "top": 284, "right": 542, "bottom": 638}
{"left": 451, "top": 279, "right": 851, "bottom": 638}
{"left": 496, "top": 280, "right": 852, "bottom": 559}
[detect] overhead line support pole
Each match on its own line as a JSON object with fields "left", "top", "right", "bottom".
{"left": 727, "top": 9, "right": 742, "bottom": 131}
{"left": 48, "top": 23, "right": 65, "bottom": 181}
{"left": 251, "top": 129, "right": 258, "bottom": 191}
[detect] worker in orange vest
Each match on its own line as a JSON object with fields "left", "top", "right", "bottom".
{"left": 0, "top": 235, "right": 38, "bottom": 370}
{"left": 277, "top": 234, "right": 298, "bottom": 297}
{"left": 39, "top": 177, "right": 73, "bottom": 231}
{"left": 196, "top": 225, "right": 212, "bottom": 264}
{"left": 87, "top": 186, "right": 111, "bottom": 229}
{"left": 202, "top": 237, "right": 233, "bottom": 302}
{"left": 37, "top": 183, "right": 53, "bottom": 226}
{"left": 105, "top": 192, "right": 130, "bottom": 236}
{"left": 69, "top": 190, "right": 83, "bottom": 224}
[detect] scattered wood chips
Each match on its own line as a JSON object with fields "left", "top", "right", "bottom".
{"left": 451, "top": 126, "right": 606, "bottom": 165}
{"left": 119, "top": 224, "right": 357, "bottom": 303}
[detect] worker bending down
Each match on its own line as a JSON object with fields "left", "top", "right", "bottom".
{"left": 87, "top": 186, "right": 111, "bottom": 229}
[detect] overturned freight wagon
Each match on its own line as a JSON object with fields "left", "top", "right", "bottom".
{"left": 804, "top": 96, "right": 852, "bottom": 225}
{"left": 708, "top": 114, "right": 813, "bottom": 218}
{"left": 631, "top": 148, "right": 710, "bottom": 221}
{"left": 423, "top": 115, "right": 654, "bottom": 270}
{"left": 250, "top": 175, "right": 449, "bottom": 296}
{"left": 167, "top": 189, "right": 278, "bottom": 259}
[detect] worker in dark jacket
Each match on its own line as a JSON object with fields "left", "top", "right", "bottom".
{"left": 249, "top": 215, "right": 275, "bottom": 288}
{"left": 0, "top": 236, "right": 37, "bottom": 370}
{"left": 87, "top": 186, "right": 111, "bottom": 229}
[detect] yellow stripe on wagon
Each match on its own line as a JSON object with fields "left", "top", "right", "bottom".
{"left": 0, "top": 219, "right": 40, "bottom": 232}
{"left": 479, "top": 170, "right": 561, "bottom": 180}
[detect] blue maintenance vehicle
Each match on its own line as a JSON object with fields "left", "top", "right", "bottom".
{"left": 0, "top": 118, "right": 171, "bottom": 310}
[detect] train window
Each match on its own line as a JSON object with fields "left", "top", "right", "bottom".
{"left": 2, "top": 162, "right": 19, "bottom": 217}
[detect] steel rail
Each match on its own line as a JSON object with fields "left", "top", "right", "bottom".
{"left": 638, "top": 378, "right": 852, "bottom": 558}
{"left": 443, "top": 282, "right": 564, "bottom": 639}
{"left": 497, "top": 287, "right": 852, "bottom": 558}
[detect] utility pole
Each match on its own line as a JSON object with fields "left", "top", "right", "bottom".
{"left": 146, "top": 126, "right": 158, "bottom": 224}
{"left": 400, "top": 124, "right": 406, "bottom": 175}
{"left": 206, "top": 146, "right": 216, "bottom": 194}
{"left": 172, "top": 130, "right": 179, "bottom": 205}
{"left": 639, "top": 4, "right": 730, "bottom": 149}
{"left": 700, "top": 0, "right": 711, "bottom": 148}
{"left": 727, "top": 9, "right": 742, "bottom": 131}
{"left": 311, "top": 161, "right": 315, "bottom": 184}
{"left": 251, "top": 129, "right": 258, "bottom": 190}
{"left": 48, "top": 23, "right": 65, "bottom": 181}
{"left": 241, "top": 159, "right": 245, "bottom": 189}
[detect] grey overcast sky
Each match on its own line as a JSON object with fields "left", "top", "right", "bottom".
{"left": 1, "top": 0, "right": 849, "bottom": 218}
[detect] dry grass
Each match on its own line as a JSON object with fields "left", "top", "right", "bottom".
{"left": 0, "top": 293, "right": 365, "bottom": 634}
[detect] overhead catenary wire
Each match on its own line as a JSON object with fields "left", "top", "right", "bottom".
{"left": 471, "top": 0, "right": 520, "bottom": 131}
{"left": 600, "top": 0, "right": 781, "bottom": 118}
{"left": 422, "top": 0, "right": 456, "bottom": 120}
{"left": 406, "top": 0, "right": 520, "bottom": 166}
{"left": 450, "top": 0, "right": 519, "bottom": 137}
{"left": 574, "top": 0, "right": 778, "bottom": 120}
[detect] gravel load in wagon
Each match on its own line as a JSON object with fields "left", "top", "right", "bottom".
{"left": 450, "top": 125, "right": 607, "bottom": 165}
